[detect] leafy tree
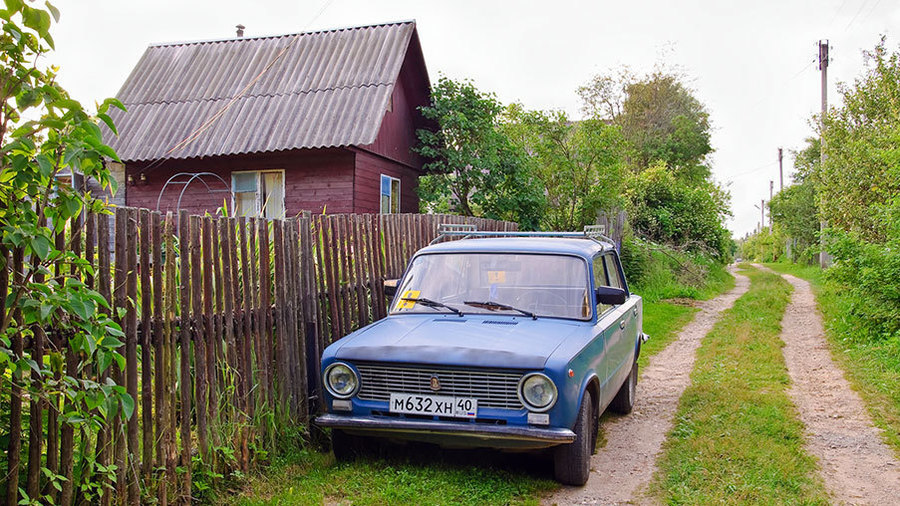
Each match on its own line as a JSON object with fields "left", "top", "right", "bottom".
{"left": 415, "top": 77, "right": 545, "bottom": 228}
{"left": 0, "top": 2, "right": 128, "bottom": 502}
{"left": 809, "top": 38, "right": 900, "bottom": 339}
{"left": 817, "top": 38, "right": 900, "bottom": 243}
{"left": 765, "top": 138, "right": 820, "bottom": 263}
{"left": 625, "top": 163, "right": 732, "bottom": 259}
{"left": 502, "top": 105, "right": 625, "bottom": 231}
{"left": 579, "top": 69, "right": 713, "bottom": 183}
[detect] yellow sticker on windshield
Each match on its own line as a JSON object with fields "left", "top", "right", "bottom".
{"left": 487, "top": 271, "right": 506, "bottom": 284}
{"left": 397, "top": 290, "right": 420, "bottom": 309}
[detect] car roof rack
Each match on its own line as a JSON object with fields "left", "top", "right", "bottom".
{"left": 429, "top": 224, "right": 616, "bottom": 248}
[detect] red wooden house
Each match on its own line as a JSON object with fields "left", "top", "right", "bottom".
{"left": 104, "top": 21, "right": 431, "bottom": 217}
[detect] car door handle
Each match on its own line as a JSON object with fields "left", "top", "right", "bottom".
{"left": 619, "top": 320, "right": 626, "bottom": 329}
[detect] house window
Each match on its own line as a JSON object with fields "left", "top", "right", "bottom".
{"left": 380, "top": 174, "right": 400, "bottom": 214}
{"left": 232, "top": 170, "right": 285, "bottom": 219}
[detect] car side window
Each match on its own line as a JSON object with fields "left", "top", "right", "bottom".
{"left": 603, "top": 254, "right": 623, "bottom": 290}
{"left": 593, "top": 255, "right": 612, "bottom": 316}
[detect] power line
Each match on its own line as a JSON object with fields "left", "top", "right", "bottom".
{"left": 844, "top": 0, "right": 871, "bottom": 31}
{"left": 723, "top": 161, "right": 779, "bottom": 183}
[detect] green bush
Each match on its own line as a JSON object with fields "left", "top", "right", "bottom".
{"left": 625, "top": 164, "right": 732, "bottom": 260}
{"left": 623, "top": 238, "right": 731, "bottom": 303}
{"left": 827, "top": 231, "right": 900, "bottom": 339}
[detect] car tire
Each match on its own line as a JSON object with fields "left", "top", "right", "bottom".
{"left": 554, "top": 393, "right": 593, "bottom": 486}
{"left": 610, "top": 359, "right": 637, "bottom": 414}
{"left": 331, "top": 429, "right": 361, "bottom": 461}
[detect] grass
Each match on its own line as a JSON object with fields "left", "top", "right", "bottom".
{"left": 765, "top": 262, "right": 900, "bottom": 456}
{"left": 650, "top": 266, "right": 830, "bottom": 505}
{"left": 226, "top": 443, "right": 556, "bottom": 505}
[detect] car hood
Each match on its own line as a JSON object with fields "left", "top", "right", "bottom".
{"left": 333, "top": 315, "right": 582, "bottom": 369}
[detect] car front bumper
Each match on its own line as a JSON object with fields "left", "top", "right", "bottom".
{"left": 315, "top": 414, "right": 576, "bottom": 449}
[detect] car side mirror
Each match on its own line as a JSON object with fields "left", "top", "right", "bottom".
{"left": 595, "top": 286, "right": 627, "bottom": 305}
{"left": 384, "top": 279, "right": 399, "bottom": 297}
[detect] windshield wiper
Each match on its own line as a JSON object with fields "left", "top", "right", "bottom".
{"left": 400, "top": 297, "right": 464, "bottom": 317}
{"left": 463, "top": 301, "right": 537, "bottom": 320}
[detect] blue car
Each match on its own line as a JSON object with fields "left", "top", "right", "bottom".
{"left": 315, "top": 226, "right": 645, "bottom": 485}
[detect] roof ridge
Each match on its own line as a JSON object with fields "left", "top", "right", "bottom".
{"left": 122, "top": 82, "right": 395, "bottom": 107}
{"left": 147, "top": 19, "right": 416, "bottom": 49}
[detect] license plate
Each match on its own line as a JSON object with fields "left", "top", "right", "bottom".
{"left": 389, "top": 393, "right": 478, "bottom": 418}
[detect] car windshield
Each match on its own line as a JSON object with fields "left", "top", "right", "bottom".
{"left": 390, "top": 253, "right": 591, "bottom": 320}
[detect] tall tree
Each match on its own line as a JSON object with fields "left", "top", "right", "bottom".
{"left": 817, "top": 39, "right": 900, "bottom": 243}
{"left": 579, "top": 69, "right": 713, "bottom": 182}
{"left": 503, "top": 105, "right": 625, "bottom": 231}
{"left": 415, "top": 77, "right": 545, "bottom": 228}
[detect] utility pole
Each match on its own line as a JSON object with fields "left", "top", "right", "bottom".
{"left": 819, "top": 40, "right": 831, "bottom": 268}
{"left": 778, "top": 148, "right": 783, "bottom": 190}
{"left": 769, "top": 181, "right": 774, "bottom": 232}
{"left": 761, "top": 199, "right": 765, "bottom": 234}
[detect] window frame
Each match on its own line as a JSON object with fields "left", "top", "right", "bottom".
{"left": 380, "top": 174, "right": 401, "bottom": 214}
{"left": 231, "top": 169, "right": 286, "bottom": 219}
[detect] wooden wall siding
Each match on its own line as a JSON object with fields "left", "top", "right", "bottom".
{"left": 352, "top": 149, "right": 420, "bottom": 214}
{"left": 357, "top": 32, "right": 430, "bottom": 171}
{"left": 1, "top": 207, "right": 515, "bottom": 504}
{"left": 125, "top": 148, "right": 355, "bottom": 216}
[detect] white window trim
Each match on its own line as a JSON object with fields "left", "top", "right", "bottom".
{"left": 231, "top": 169, "right": 286, "bottom": 219}
{"left": 380, "top": 174, "right": 401, "bottom": 214}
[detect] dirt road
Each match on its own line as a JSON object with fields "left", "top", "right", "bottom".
{"left": 545, "top": 268, "right": 750, "bottom": 505}
{"left": 765, "top": 268, "right": 900, "bottom": 505}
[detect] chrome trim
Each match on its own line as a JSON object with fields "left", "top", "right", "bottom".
{"left": 324, "top": 362, "right": 360, "bottom": 399}
{"left": 315, "top": 413, "right": 575, "bottom": 444}
{"left": 517, "top": 373, "right": 558, "bottom": 413}
{"left": 356, "top": 364, "right": 524, "bottom": 410}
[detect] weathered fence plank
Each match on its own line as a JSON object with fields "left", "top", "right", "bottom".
{"left": 177, "top": 211, "right": 192, "bottom": 503}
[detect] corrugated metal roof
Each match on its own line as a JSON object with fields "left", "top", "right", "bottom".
{"left": 105, "top": 21, "right": 418, "bottom": 162}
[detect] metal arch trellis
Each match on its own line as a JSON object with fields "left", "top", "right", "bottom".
{"left": 155, "top": 172, "right": 233, "bottom": 215}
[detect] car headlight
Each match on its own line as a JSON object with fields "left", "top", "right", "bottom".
{"left": 324, "top": 362, "right": 359, "bottom": 399}
{"left": 518, "top": 373, "right": 558, "bottom": 412}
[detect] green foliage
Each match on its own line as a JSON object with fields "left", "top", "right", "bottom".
{"left": 768, "top": 181, "right": 818, "bottom": 263}
{"left": 623, "top": 237, "right": 733, "bottom": 303}
{"left": 787, "top": 38, "right": 900, "bottom": 340}
{"left": 817, "top": 38, "right": 900, "bottom": 243}
{"left": 502, "top": 104, "right": 625, "bottom": 231}
{"left": 415, "top": 77, "right": 545, "bottom": 229}
{"left": 579, "top": 68, "right": 729, "bottom": 257}
{"left": 0, "top": 2, "right": 130, "bottom": 502}
{"left": 625, "top": 164, "right": 732, "bottom": 259}
{"left": 826, "top": 230, "right": 900, "bottom": 338}
{"left": 739, "top": 227, "right": 789, "bottom": 264}
{"left": 652, "top": 267, "right": 830, "bottom": 505}
{"left": 579, "top": 68, "right": 713, "bottom": 182}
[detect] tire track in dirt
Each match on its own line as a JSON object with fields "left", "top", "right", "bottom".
{"left": 759, "top": 266, "right": 900, "bottom": 505}
{"left": 545, "top": 267, "right": 750, "bottom": 505}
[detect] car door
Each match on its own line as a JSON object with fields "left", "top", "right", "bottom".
{"left": 591, "top": 254, "right": 619, "bottom": 399}
{"left": 602, "top": 252, "right": 639, "bottom": 388}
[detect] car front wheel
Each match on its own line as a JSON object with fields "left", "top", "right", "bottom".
{"left": 553, "top": 393, "right": 593, "bottom": 486}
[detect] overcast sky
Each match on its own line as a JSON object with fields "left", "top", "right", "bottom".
{"left": 50, "top": 0, "right": 900, "bottom": 237}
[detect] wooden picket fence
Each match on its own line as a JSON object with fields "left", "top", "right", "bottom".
{"left": 1, "top": 207, "right": 515, "bottom": 505}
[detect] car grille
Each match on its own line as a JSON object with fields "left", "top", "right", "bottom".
{"left": 355, "top": 363, "right": 525, "bottom": 410}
